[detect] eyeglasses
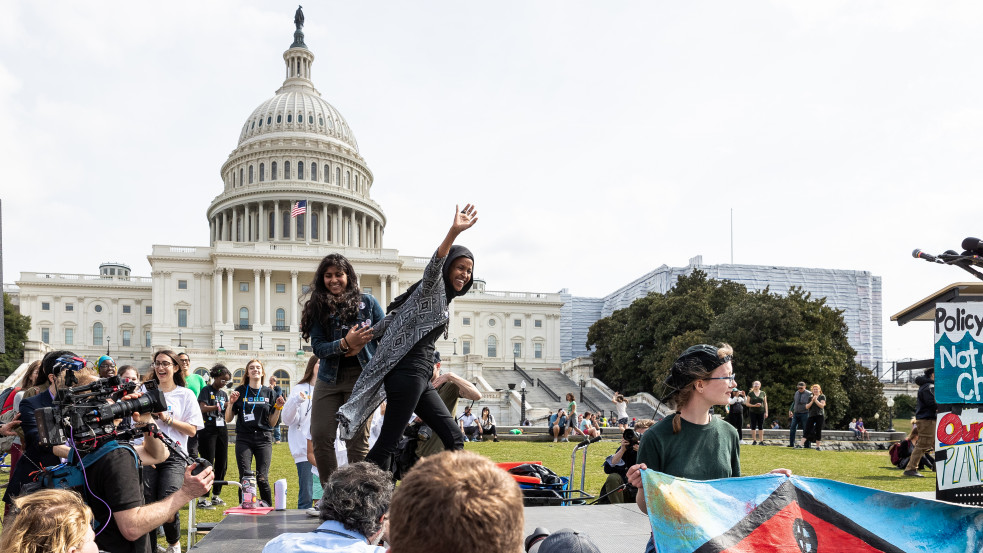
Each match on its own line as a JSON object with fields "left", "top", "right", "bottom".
{"left": 152, "top": 361, "right": 174, "bottom": 368}
{"left": 705, "top": 374, "right": 737, "bottom": 383}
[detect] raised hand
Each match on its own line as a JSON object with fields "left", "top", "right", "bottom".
{"left": 451, "top": 204, "right": 479, "bottom": 234}
{"left": 229, "top": 390, "right": 241, "bottom": 404}
{"left": 345, "top": 325, "right": 374, "bottom": 347}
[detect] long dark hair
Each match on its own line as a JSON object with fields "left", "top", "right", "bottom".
{"left": 150, "top": 349, "right": 187, "bottom": 387}
{"left": 301, "top": 254, "right": 362, "bottom": 341}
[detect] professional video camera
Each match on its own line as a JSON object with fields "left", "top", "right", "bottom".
{"left": 624, "top": 428, "right": 641, "bottom": 447}
{"left": 35, "top": 356, "right": 167, "bottom": 454}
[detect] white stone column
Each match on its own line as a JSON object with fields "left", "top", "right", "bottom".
{"left": 290, "top": 270, "right": 299, "bottom": 329}
{"left": 221, "top": 212, "right": 227, "bottom": 241}
{"left": 274, "top": 201, "right": 280, "bottom": 241}
{"left": 253, "top": 269, "right": 261, "bottom": 327}
{"left": 390, "top": 276, "right": 398, "bottom": 301}
{"left": 213, "top": 268, "right": 223, "bottom": 323}
{"left": 264, "top": 269, "right": 272, "bottom": 326}
{"left": 290, "top": 202, "right": 297, "bottom": 241}
{"left": 225, "top": 268, "right": 234, "bottom": 325}
{"left": 349, "top": 212, "right": 356, "bottom": 247}
{"left": 379, "top": 275, "right": 388, "bottom": 307}
{"left": 259, "top": 202, "right": 266, "bottom": 242}
{"left": 322, "top": 203, "right": 328, "bottom": 242}
{"left": 232, "top": 208, "right": 238, "bottom": 242}
{"left": 335, "top": 206, "right": 342, "bottom": 245}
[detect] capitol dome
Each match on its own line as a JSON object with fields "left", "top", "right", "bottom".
{"left": 207, "top": 9, "right": 385, "bottom": 252}
{"left": 237, "top": 86, "right": 359, "bottom": 152}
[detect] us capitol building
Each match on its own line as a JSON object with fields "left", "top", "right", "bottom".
{"left": 6, "top": 10, "right": 883, "bottom": 396}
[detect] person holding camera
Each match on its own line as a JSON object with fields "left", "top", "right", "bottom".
{"left": 5, "top": 350, "right": 214, "bottom": 553}
{"left": 725, "top": 388, "right": 746, "bottom": 440}
{"left": 597, "top": 419, "right": 653, "bottom": 504}
{"left": 144, "top": 349, "right": 205, "bottom": 552}
{"left": 549, "top": 409, "right": 568, "bottom": 443}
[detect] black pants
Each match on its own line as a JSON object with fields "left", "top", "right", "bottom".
{"left": 143, "top": 456, "right": 185, "bottom": 545}
{"left": 235, "top": 430, "right": 273, "bottom": 505}
{"left": 198, "top": 425, "right": 229, "bottom": 496}
{"left": 804, "top": 415, "right": 824, "bottom": 446}
{"left": 365, "top": 364, "right": 464, "bottom": 471}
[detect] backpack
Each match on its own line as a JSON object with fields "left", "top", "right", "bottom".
{"left": 0, "top": 387, "right": 20, "bottom": 415}
{"left": 889, "top": 441, "right": 901, "bottom": 466}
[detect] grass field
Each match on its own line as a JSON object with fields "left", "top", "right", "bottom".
{"left": 2, "top": 420, "right": 932, "bottom": 550}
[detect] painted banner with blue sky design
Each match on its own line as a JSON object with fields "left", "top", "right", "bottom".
{"left": 641, "top": 470, "right": 983, "bottom": 553}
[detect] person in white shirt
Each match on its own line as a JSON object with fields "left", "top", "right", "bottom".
{"left": 458, "top": 406, "right": 479, "bottom": 442}
{"left": 262, "top": 462, "right": 391, "bottom": 553}
{"left": 282, "top": 356, "right": 318, "bottom": 509}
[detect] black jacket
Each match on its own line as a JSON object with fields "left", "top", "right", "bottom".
{"left": 914, "top": 374, "right": 936, "bottom": 421}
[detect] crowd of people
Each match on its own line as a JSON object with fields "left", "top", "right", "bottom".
{"left": 0, "top": 204, "right": 936, "bottom": 552}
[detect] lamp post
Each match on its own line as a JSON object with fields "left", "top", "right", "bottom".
{"left": 886, "top": 397, "right": 895, "bottom": 432}
{"left": 106, "top": 336, "right": 111, "bottom": 356}
{"left": 453, "top": 338, "right": 457, "bottom": 355}
{"left": 178, "top": 329, "right": 183, "bottom": 348}
{"left": 520, "top": 380, "right": 527, "bottom": 425}
{"left": 218, "top": 330, "right": 225, "bottom": 351}
{"left": 259, "top": 331, "right": 264, "bottom": 350}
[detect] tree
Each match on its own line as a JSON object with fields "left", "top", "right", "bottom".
{"left": 586, "top": 273, "right": 884, "bottom": 429}
{"left": 1, "top": 293, "right": 30, "bottom": 378}
{"left": 892, "top": 394, "right": 916, "bottom": 420}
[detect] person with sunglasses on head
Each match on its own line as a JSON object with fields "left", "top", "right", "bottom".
{"left": 626, "top": 344, "right": 791, "bottom": 553}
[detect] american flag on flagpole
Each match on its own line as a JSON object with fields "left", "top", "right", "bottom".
{"left": 291, "top": 200, "right": 307, "bottom": 218}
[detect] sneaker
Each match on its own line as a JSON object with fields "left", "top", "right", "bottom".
{"left": 196, "top": 498, "right": 214, "bottom": 510}
{"left": 165, "top": 543, "right": 181, "bottom": 553}
{"left": 553, "top": 437, "right": 558, "bottom": 443}
{"left": 211, "top": 496, "right": 226, "bottom": 506}
{"left": 493, "top": 437, "right": 499, "bottom": 442}
{"left": 903, "top": 470, "right": 924, "bottom": 478}
{"left": 751, "top": 441, "right": 757, "bottom": 445}
{"left": 155, "top": 546, "right": 167, "bottom": 553}
{"left": 561, "top": 438, "right": 569, "bottom": 442}
{"left": 787, "top": 445, "right": 795, "bottom": 448}
{"left": 306, "top": 506, "right": 320, "bottom": 517}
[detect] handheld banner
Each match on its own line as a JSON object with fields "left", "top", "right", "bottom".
{"left": 641, "top": 470, "right": 983, "bottom": 553}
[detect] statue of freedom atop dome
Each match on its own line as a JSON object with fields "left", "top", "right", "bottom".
{"left": 291, "top": 6, "right": 307, "bottom": 48}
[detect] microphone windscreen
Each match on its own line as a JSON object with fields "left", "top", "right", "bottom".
{"left": 962, "top": 237, "right": 983, "bottom": 253}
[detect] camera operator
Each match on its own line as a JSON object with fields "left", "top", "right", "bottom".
{"left": 5, "top": 351, "right": 214, "bottom": 553}
{"left": 597, "top": 418, "right": 653, "bottom": 504}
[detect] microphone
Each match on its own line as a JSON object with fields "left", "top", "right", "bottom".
{"left": 962, "top": 237, "right": 983, "bottom": 255}
{"left": 574, "top": 436, "right": 603, "bottom": 450}
{"left": 912, "top": 249, "right": 938, "bottom": 263}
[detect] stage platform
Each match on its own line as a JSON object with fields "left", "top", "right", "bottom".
{"left": 190, "top": 503, "right": 650, "bottom": 552}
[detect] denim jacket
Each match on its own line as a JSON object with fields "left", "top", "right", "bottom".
{"left": 309, "top": 293, "right": 385, "bottom": 384}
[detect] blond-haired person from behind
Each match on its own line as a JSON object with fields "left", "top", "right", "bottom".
{"left": 0, "top": 489, "right": 98, "bottom": 553}
{"left": 388, "top": 450, "right": 524, "bottom": 553}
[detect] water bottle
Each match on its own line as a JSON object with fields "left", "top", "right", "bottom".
{"left": 241, "top": 471, "right": 257, "bottom": 508}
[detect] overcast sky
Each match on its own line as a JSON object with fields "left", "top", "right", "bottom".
{"left": 3, "top": 1, "right": 982, "bottom": 364}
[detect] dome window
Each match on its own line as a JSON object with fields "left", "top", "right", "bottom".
{"left": 287, "top": 114, "right": 292, "bottom": 123}
{"left": 277, "top": 115, "right": 282, "bottom": 123}
{"left": 284, "top": 161, "right": 291, "bottom": 179}
{"left": 251, "top": 121, "right": 255, "bottom": 129}
{"left": 311, "top": 163, "right": 317, "bottom": 181}
{"left": 258, "top": 118, "right": 262, "bottom": 127}
{"left": 298, "top": 162, "right": 304, "bottom": 180}
{"left": 323, "top": 164, "right": 329, "bottom": 183}
{"left": 308, "top": 115, "right": 313, "bottom": 124}
{"left": 239, "top": 169, "right": 244, "bottom": 187}
{"left": 319, "top": 117, "right": 324, "bottom": 126}
{"left": 272, "top": 161, "right": 278, "bottom": 180}
{"left": 248, "top": 165, "right": 254, "bottom": 184}
{"left": 259, "top": 163, "right": 265, "bottom": 182}
{"left": 267, "top": 116, "right": 272, "bottom": 125}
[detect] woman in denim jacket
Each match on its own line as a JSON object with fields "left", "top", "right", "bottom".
{"left": 300, "top": 253, "right": 385, "bottom": 489}
{"left": 338, "top": 204, "right": 478, "bottom": 471}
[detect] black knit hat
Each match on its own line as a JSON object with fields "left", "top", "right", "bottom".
{"left": 660, "top": 344, "right": 733, "bottom": 403}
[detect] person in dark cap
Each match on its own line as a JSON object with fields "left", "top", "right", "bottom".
{"left": 338, "top": 205, "right": 479, "bottom": 472}
{"left": 536, "top": 529, "right": 602, "bottom": 553}
{"left": 626, "top": 344, "right": 791, "bottom": 553}
{"left": 788, "top": 381, "right": 811, "bottom": 448}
